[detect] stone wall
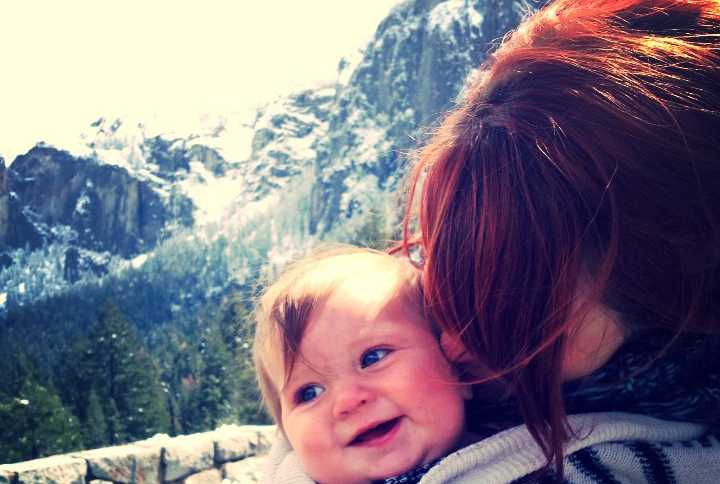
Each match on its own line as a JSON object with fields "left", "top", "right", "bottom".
{"left": 0, "top": 425, "right": 276, "bottom": 484}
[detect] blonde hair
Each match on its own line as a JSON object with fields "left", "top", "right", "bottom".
{"left": 252, "top": 245, "right": 423, "bottom": 429}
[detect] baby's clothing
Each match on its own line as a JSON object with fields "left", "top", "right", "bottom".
{"left": 375, "top": 460, "right": 438, "bottom": 484}
{"left": 261, "top": 331, "right": 720, "bottom": 483}
{"left": 262, "top": 413, "right": 720, "bottom": 483}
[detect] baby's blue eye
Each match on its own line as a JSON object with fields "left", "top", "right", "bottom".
{"left": 296, "top": 384, "right": 325, "bottom": 404}
{"left": 361, "top": 348, "right": 391, "bottom": 368}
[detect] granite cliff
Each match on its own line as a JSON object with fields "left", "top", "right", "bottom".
{"left": 0, "top": 0, "right": 525, "bottom": 309}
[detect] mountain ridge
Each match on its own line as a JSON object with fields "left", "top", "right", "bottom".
{"left": 0, "top": 0, "right": 525, "bottom": 312}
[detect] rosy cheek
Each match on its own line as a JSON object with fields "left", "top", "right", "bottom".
{"left": 288, "top": 415, "right": 330, "bottom": 455}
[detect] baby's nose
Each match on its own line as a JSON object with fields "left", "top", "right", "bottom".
{"left": 332, "top": 383, "right": 375, "bottom": 419}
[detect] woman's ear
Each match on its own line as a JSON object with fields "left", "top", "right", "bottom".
{"left": 441, "top": 333, "right": 474, "bottom": 399}
{"left": 440, "top": 331, "right": 472, "bottom": 364}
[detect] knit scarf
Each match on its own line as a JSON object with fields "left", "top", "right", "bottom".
{"left": 467, "top": 330, "right": 720, "bottom": 436}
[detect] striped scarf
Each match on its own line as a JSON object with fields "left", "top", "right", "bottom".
{"left": 468, "top": 331, "right": 720, "bottom": 435}
{"left": 418, "top": 413, "right": 720, "bottom": 483}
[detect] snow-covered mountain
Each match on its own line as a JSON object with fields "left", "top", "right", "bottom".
{"left": 0, "top": 0, "right": 524, "bottom": 311}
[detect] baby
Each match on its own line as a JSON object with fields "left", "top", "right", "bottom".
{"left": 253, "top": 246, "right": 471, "bottom": 484}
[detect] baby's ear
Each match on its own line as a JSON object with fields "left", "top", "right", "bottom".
{"left": 440, "top": 331, "right": 472, "bottom": 364}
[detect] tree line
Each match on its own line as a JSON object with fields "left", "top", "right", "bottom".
{"left": 0, "top": 294, "right": 268, "bottom": 463}
{"left": 0, "top": 207, "right": 394, "bottom": 463}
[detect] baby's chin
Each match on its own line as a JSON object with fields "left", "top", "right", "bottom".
{"left": 302, "top": 427, "right": 469, "bottom": 483}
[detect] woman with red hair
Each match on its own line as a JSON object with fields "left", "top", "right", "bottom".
{"left": 401, "top": 0, "right": 720, "bottom": 480}
{"left": 262, "top": 0, "right": 720, "bottom": 481}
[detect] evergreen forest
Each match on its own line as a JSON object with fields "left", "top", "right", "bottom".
{"left": 0, "top": 211, "right": 392, "bottom": 463}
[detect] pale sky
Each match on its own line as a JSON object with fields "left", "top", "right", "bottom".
{"left": 0, "top": 0, "right": 403, "bottom": 163}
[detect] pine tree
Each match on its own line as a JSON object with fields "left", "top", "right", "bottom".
{"left": 347, "top": 206, "right": 399, "bottom": 250}
{"left": 194, "top": 328, "right": 235, "bottom": 430}
{"left": 0, "top": 347, "right": 39, "bottom": 398}
{"left": 105, "top": 398, "right": 126, "bottom": 445}
{"left": 0, "top": 348, "right": 84, "bottom": 462}
{"left": 84, "top": 300, "right": 170, "bottom": 443}
{"left": 84, "top": 389, "right": 107, "bottom": 449}
{"left": 159, "top": 327, "right": 198, "bottom": 435}
{"left": 0, "top": 380, "right": 83, "bottom": 463}
{"left": 217, "top": 294, "right": 270, "bottom": 425}
{"left": 56, "top": 336, "right": 94, "bottom": 423}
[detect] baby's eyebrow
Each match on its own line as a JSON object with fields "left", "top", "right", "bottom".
{"left": 281, "top": 353, "right": 344, "bottom": 395}
{"left": 279, "top": 361, "right": 315, "bottom": 394}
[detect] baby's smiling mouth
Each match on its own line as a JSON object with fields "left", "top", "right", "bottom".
{"left": 349, "top": 417, "right": 402, "bottom": 446}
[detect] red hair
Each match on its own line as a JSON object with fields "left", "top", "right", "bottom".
{"left": 403, "top": 0, "right": 720, "bottom": 472}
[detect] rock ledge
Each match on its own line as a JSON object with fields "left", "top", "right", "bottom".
{"left": 0, "top": 424, "right": 276, "bottom": 484}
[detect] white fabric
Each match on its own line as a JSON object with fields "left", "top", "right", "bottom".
{"left": 262, "top": 412, "right": 719, "bottom": 483}
{"left": 261, "top": 431, "right": 314, "bottom": 484}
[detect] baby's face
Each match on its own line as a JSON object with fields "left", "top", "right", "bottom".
{"left": 275, "top": 269, "right": 466, "bottom": 484}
